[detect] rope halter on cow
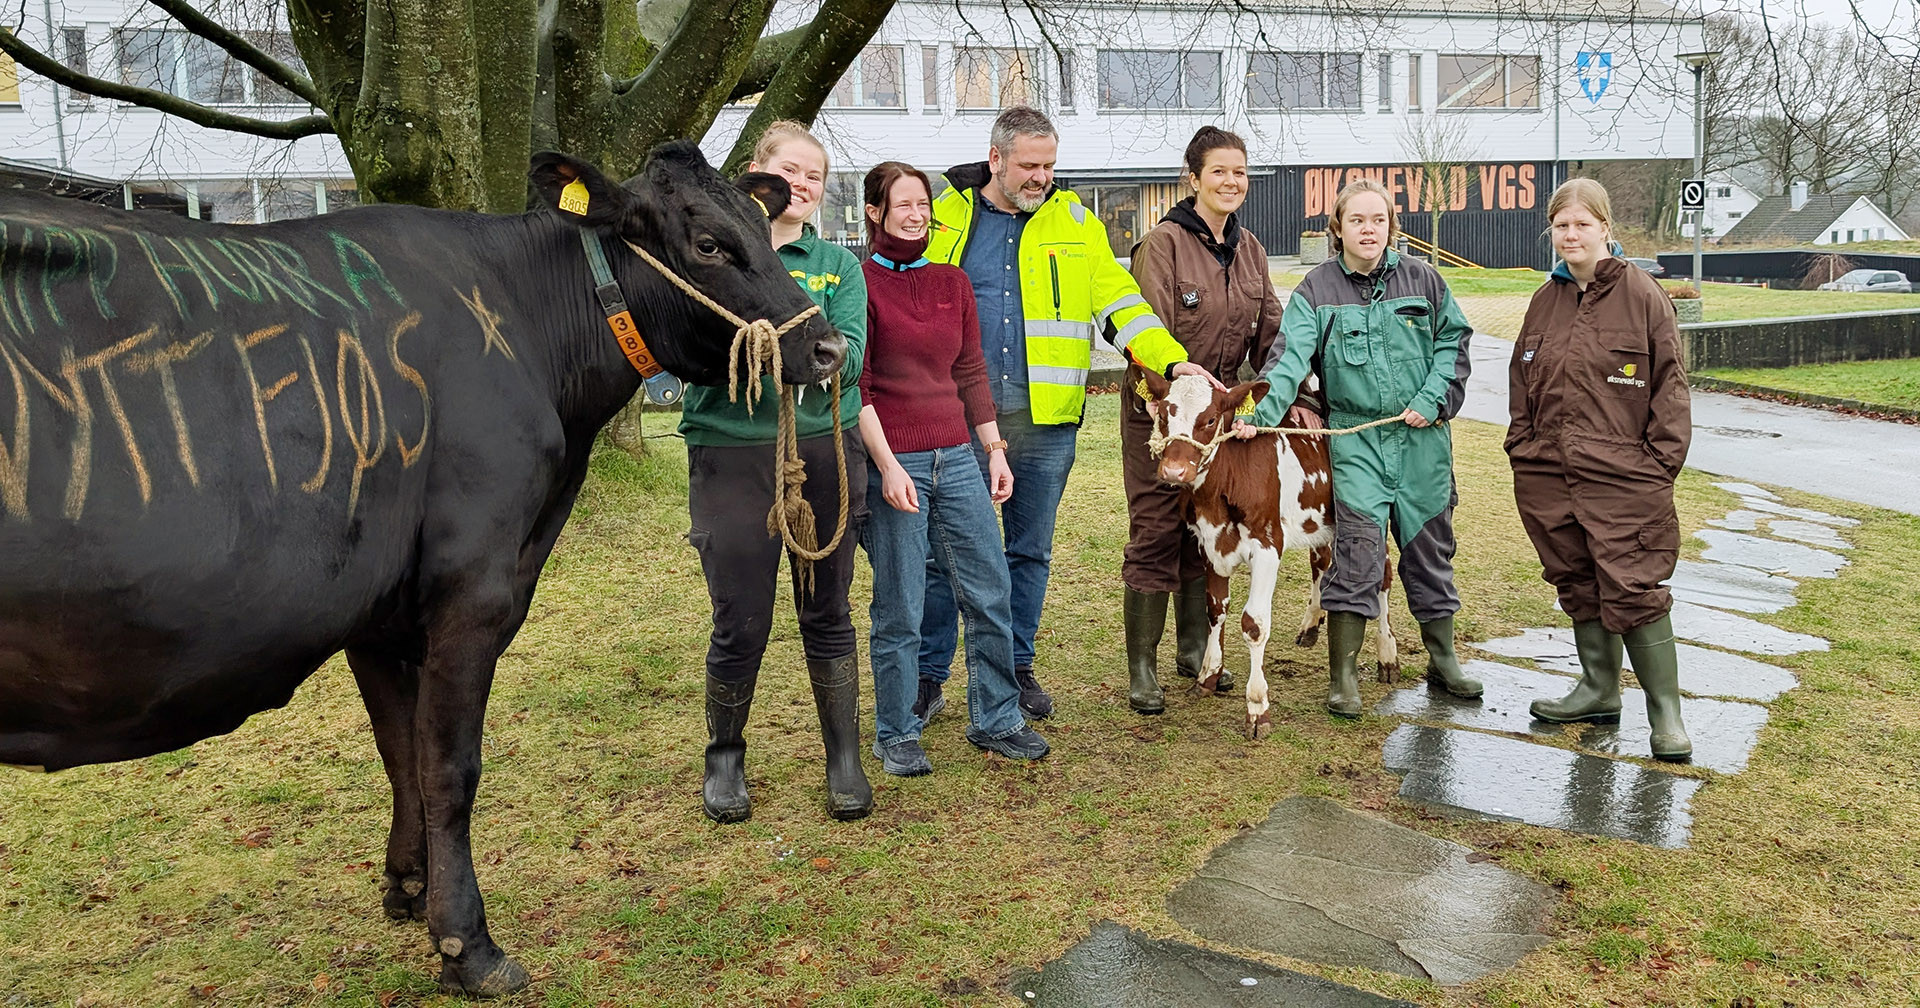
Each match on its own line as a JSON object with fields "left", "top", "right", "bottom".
{"left": 618, "top": 239, "right": 849, "bottom": 591}
{"left": 1143, "top": 380, "right": 1410, "bottom": 463}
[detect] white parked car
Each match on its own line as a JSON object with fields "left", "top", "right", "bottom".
{"left": 1816, "top": 268, "right": 1912, "bottom": 293}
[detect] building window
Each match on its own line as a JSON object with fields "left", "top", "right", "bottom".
{"left": 922, "top": 46, "right": 939, "bottom": 108}
{"left": 1246, "top": 52, "right": 1360, "bottom": 111}
{"left": 956, "top": 46, "right": 1036, "bottom": 109}
{"left": 1830, "top": 230, "right": 1839, "bottom": 243}
{"left": 1097, "top": 49, "right": 1221, "bottom": 110}
{"left": 1408, "top": 53, "right": 1422, "bottom": 110}
{"left": 1, "top": 26, "right": 19, "bottom": 103}
{"left": 115, "top": 28, "right": 309, "bottom": 105}
{"left": 1058, "top": 50, "right": 1074, "bottom": 109}
{"left": 1716, "top": 186, "right": 1732, "bottom": 198}
{"left": 1378, "top": 53, "right": 1392, "bottom": 112}
{"left": 1728, "top": 210, "right": 1743, "bottom": 219}
{"left": 828, "top": 45, "right": 904, "bottom": 108}
{"left": 1437, "top": 54, "right": 1540, "bottom": 109}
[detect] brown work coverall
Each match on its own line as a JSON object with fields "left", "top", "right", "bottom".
{"left": 1506, "top": 256, "right": 1693, "bottom": 633}
{"left": 1122, "top": 204, "right": 1283, "bottom": 593}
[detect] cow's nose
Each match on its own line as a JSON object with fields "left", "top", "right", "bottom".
{"left": 811, "top": 331, "right": 846, "bottom": 376}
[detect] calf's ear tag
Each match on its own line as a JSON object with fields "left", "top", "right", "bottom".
{"left": 559, "top": 179, "right": 591, "bottom": 216}
{"left": 1235, "top": 396, "right": 1257, "bottom": 417}
{"left": 1134, "top": 378, "right": 1151, "bottom": 400}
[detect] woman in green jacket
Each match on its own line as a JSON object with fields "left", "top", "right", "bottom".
{"left": 679, "top": 121, "right": 872, "bottom": 822}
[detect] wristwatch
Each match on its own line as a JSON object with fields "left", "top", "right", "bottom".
{"left": 982, "top": 439, "right": 1010, "bottom": 453}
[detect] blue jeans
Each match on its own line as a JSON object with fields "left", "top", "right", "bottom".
{"left": 918, "top": 411, "right": 1079, "bottom": 681}
{"left": 861, "top": 445, "right": 1027, "bottom": 747}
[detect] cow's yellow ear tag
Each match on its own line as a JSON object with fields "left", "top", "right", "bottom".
{"left": 559, "top": 179, "right": 590, "bottom": 216}
{"left": 1235, "top": 396, "right": 1257, "bottom": 417}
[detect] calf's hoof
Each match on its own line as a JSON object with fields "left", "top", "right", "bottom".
{"left": 1376, "top": 661, "right": 1400, "bottom": 684}
{"left": 437, "top": 946, "right": 531, "bottom": 998}
{"left": 1190, "top": 673, "right": 1220, "bottom": 698}
{"left": 380, "top": 872, "right": 427, "bottom": 922}
{"left": 1246, "top": 712, "right": 1272, "bottom": 740}
{"left": 1295, "top": 626, "right": 1320, "bottom": 648}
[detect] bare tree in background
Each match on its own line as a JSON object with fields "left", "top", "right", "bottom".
{"left": 1, "top": 0, "right": 894, "bottom": 211}
{"left": 1401, "top": 113, "right": 1480, "bottom": 263}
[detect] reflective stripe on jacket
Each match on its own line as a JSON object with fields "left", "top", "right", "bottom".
{"left": 929, "top": 164, "right": 1186, "bottom": 424}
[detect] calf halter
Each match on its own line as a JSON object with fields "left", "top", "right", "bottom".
{"left": 585, "top": 231, "right": 845, "bottom": 587}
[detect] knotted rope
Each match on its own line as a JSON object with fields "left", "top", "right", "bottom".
{"left": 624, "top": 240, "right": 849, "bottom": 591}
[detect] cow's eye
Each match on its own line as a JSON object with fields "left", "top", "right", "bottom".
{"left": 694, "top": 236, "right": 722, "bottom": 259}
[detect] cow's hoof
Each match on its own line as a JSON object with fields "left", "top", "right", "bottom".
{"left": 1376, "top": 662, "right": 1400, "bottom": 684}
{"left": 381, "top": 873, "right": 427, "bottom": 922}
{"left": 1295, "top": 627, "right": 1319, "bottom": 648}
{"left": 1190, "top": 675, "right": 1219, "bottom": 698}
{"left": 438, "top": 948, "right": 531, "bottom": 998}
{"left": 1246, "top": 713, "right": 1272, "bottom": 740}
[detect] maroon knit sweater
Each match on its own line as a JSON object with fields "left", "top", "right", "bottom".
{"left": 859, "top": 235, "right": 997, "bottom": 454}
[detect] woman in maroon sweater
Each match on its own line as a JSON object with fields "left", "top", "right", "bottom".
{"left": 857, "top": 162, "right": 1049, "bottom": 776}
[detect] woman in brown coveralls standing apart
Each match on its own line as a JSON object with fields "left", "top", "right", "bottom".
{"left": 1121, "top": 127, "right": 1319, "bottom": 713}
{"left": 1507, "top": 178, "right": 1693, "bottom": 760}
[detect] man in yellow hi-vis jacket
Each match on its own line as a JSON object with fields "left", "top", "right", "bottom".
{"left": 912, "top": 106, "right": 1218, "bottom": 722}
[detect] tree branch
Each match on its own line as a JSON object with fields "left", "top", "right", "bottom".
{"left": 144, "top": 0, "right": 324, "bottom": 106}
{"left": 606, "top": 0, "right": 776, "bottom": 175}
{"left": 0, "top": 26, "right": 333, "bottom": 139}
{"left": 728, "top": 25, "right": 811, "bottom": 103}
{"left": 721, "top": 0, "right": 895, "bottom": 176}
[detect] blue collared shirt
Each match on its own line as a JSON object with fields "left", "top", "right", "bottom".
{"left": 960, "top": 195, "right": 1030, "bottom": 412}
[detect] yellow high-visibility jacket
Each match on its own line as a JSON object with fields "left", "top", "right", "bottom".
{"left": 928, "top": 163, "right": 1187, "bottom": 425}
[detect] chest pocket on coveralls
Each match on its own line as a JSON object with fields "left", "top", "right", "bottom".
{"left": 1388, "top": 301, "right": 1433, "bottom": 364}
{"left": 1591, "top": 333, "right": 1652, "bottom": 400}
{"left": 1328, "top": 305, "right": 1371, "bottom": 368}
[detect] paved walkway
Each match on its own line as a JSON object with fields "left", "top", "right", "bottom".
{"left": 1462, "top": 336, "right": 1920, "bottom": 516}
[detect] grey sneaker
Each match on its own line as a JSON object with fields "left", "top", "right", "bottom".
{"left": 1013, "top": 665, "right": 1053, "bottom": 719}
{"left": 873, "top": 738, "right": 932, "bottom": 777}
{"left": 966, "top": 725, "right": 1050, "bottom": 760}
{"left": 912, "top": 676, "right": 946, "bottom": 724}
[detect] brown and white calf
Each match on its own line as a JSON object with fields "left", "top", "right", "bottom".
{"left": 1142, "top": 372, "right": 1399, "bottom": 737}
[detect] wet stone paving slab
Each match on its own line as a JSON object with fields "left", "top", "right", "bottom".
{"left": 1475, "top": 628, "right": 1799, "bottom": 703}
{"left": 1164, "top": 798, "right": 1557, "bottom": 986}
{"left": 1667, "top": 559, "right": 1798, "bottom": 614}
{"left": 1009, "top": 921, "right": 1418, "bottom": 1007}
{"left": 1373, "top": 662, "right": 1769, "bottom": 774}
{"left": 1694, "top": 528, "right": 1849, "bottom": 579}
{"left": 1670, "top": 600, "right": 1829, "bottom": 656}
{"left": 1381, "top": 725, "right": 1703, "bottom": 849}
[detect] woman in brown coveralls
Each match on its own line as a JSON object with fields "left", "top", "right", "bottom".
{"left": 1507, "top": 178, "right": 1693, "bottom": 760}
{"left": 1121, "top": 127, "right": 1319, "bottom": 714}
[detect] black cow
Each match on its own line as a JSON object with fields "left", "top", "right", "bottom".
{"left": 0, "top": 141, "right": 842, "bottom": 997}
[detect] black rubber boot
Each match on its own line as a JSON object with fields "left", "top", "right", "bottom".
{"left": 1418, "top": 615, "right": 1484, "bottom": 698}
{"left": 808, "top": 654, "right": 874, "bottom": 820}
{"left": 1124, "top": 588, "right": 1169, "bottom": 714}
{"left": 1623, "top": 614, "right": 1692, "bottom": 761}
{"left": 1327, "top": 611, "right": 1366, "bottom": 718}
{"left": 1530, "top": 620, "right": 1624, "bottom": 723}
{"left": 702, "top": 672, "right": 754, "bottom": 823}
{"left": 1175, "top": 576, "right": 1230, "bottom": 692}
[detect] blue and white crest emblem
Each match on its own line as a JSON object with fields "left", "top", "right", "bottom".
{"left": 1576, "top": 51, "right": 1612, "bottom": 104}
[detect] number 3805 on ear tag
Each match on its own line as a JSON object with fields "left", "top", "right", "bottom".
{"left": 559, "top": 179, "right": 590, "bottom": 216}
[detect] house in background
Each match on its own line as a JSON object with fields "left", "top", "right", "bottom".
{"left": 1680, "top": 170, "right": 1762, "bottom": 242}
{"left": 1717, "top": 182, "right": 1910, "bottom": 246}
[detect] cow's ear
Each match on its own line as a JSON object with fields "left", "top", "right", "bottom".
{"left": 735, "top": 172, "right": 791, "bottom": 221}
{"left": 529, "top": 152, "right": 632, "bottom": 228}
{"left": 1141, "top": 367, "right": 1173, "bottom": 400}
{"left": 1228, "top": 379, "right": 1270, "bottom": 414}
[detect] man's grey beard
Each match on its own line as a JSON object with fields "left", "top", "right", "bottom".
{"left": 996, "top": 174, "right": 1047, "bottom": 213}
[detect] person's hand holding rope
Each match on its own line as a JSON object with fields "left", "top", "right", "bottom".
{"left": 1234, "top": 405, "right": 1322, "bottom": 440}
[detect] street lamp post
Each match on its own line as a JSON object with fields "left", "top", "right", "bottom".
{"left": 1675, "top": 50, "right": 1720, "bottom": 293}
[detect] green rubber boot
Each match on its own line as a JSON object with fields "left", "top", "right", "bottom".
{"left": 1418, "top": 615, "right": 1483, "bottom": 698}
{"left": 1529, "top": 620, "right": 1624, "bottom": 723}
{"left": 1124, "top": 588, "right": 1169, "bottom": 714}
{"left": 1624, "top": 614, "right": 1692, "bottom": 761}
{"left": 1327, "top": 611, "right": 1366, "bottom": 718}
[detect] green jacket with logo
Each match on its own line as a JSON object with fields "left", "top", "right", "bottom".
{"left": 927, "top": 163, "right": 1187, "bottom": 425}
{"left": 1253, "top": 248, "right": 1471, "bottom": 537}
{"left": 679, "top": 225, "right": 867, "bottom": 446}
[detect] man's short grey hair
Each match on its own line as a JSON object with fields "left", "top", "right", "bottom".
{"left": 990, "top": 106, "right": 1057, "bottom": 155}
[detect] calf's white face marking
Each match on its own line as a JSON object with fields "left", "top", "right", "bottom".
{"left": 1155, "top": 375, "right": 1226, "bottom": 486}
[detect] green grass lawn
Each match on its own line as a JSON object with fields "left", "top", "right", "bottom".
{"left": 1701, "top": 358, "right": 1920, "bottom": 411}
{"left": 5, "top": 398, "right": 1920, "bottom": 1007}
